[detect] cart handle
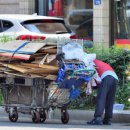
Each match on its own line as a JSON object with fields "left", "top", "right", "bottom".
{"left": 71, "top": 69, "right": 96, "bottom": 77}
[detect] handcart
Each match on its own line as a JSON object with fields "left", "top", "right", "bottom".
{"left": 0, "top": 75, "right": 50, "bottom": 123}
{"left": 0, "top": 66, "right": 95, "bottom": 124}
{"left": 46, "top": 57, "right": 96, "bottom": 124}
{"left": 45, "top": 40, "right": 96, "bottom": 124}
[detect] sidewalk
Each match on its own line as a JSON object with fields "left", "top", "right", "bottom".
{"left": 0, "top": 106, "right": 130, "bottom": 123}
{"left": 52, "top": 109, "right": 130, "bottom": 123}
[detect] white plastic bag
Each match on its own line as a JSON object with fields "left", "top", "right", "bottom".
{"left": 62, "top": 41, "right": 96, "bottom": 66}
{"left": 62, "top": 41, "right": 84, "bottom": 60}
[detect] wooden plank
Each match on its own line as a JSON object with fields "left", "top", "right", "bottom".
{"left": 46, "top": 54, "right": 56, "bottom": 63}
{"left": 17, "top": 64, "right": 35, "bottom": 69}
{"left": 0, "top": 66, "right": 12, "bottom": 71}
{"left": 40, "top": 48, "right": 57, "bottom": 54}
{"left": 0, "top": 57, "right": 16, "bottom": 61}
{"left": 0, "top": 52, "right": 30, "bottom": 60}
{"left": 0, "top": 40, "right": 46, "bottom": 54}
{"left": 25, "top": 68, "right": 58, "bottom": 74}
{"left": 21, "top": 63, "right": 59, "bottom": 70}
{"left": 44, "top": 74, "right": 57, "bottom": 80}
{"left": 4, "top": 72, "right": 47, "bottom": 78}
{"left": 30, "top": 53, "right": 47, "bottom": 58}
{"left": 46, "top": 59, "right": 58, "bottom": 66}
{"left": 31, "top": 53, "right": 56, "bottom": 64}
{"left": 41, "top": 45, "right": 56, "bottom": 50}
{"left": 30, "top": 74, "right": 47, "bottom": 78}
{"left": 30, "top": 58, "right": 42, "bottom": 64}
{"left": 30, "top": 75, "right": 43, "bottom": 78}
{"left": 38, "top": 64, "right": 58, "bottom": 70}
{"left": 0, "top": 62, "right": 59, "bottom": 75}
{"left": 39, "top": 53, "right": 49, "bottom": 64}
{"left": 20, "top": 63, "right": 59, "bottom": 74}
{"left": 3, "top": 71, "right": 30, "bottom": 78}
{"left": 0, "top": 63, "right": 28, "bottom": 73}
{"left": 42, "top": 42, "right": 57, "bottom": 45}
{"left": 20, "top": 63, "right": 39, "bottom": 68}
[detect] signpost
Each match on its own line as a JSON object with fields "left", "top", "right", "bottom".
{"left": 94, "top": 0, "right": 101, "bottom": 5}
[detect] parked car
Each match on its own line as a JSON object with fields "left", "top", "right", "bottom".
{"left": 0, "top": 14, "right": 76, "bottom": 44}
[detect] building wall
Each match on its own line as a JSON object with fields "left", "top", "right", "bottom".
{"left": 0, "top": 0, "right": 35, "bottom": 14}
{"left": 93, "top": 0, "right": 110, "bottom": 47}
{"left": 62, "top": 0, "right": 110, "bottom": 47}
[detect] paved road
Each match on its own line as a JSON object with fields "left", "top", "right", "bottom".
{"left": 0, "top": 112, "right": 129, "bottom": 130}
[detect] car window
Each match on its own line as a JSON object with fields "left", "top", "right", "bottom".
{"left": 0, "top": 20, "right": 3, "bottom": 32}
{"left": 22, "top": 19, "right": 71, "bottom": 34}
{"left": 2, "top": 20, "right": 13, "bottom": 31}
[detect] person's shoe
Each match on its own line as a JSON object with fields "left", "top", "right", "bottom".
{"left": 87, "top": 117, "right": 103, "bottom": 125}
{"left": 103, "top": 119, "right": 112, "bottom": 125}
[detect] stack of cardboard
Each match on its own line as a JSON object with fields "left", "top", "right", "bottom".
{"left": 0, "top": 40, "right": 59, "bottom": 81}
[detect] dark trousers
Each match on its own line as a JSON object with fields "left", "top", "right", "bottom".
{"left": 94, "top": 75, "right": 118, "bottom": 119}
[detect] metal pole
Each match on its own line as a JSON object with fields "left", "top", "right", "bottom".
{"left": 38, "top": 0, "right": 48, "bottom": 16}
{"left": 109, "top": 0, "right": 115, "bottom": 46}
{"left": 35, "top": 0, "right": 38, "bottom": 14}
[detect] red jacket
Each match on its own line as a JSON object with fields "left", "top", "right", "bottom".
{"left": 94, "top": 59, "right": 114, "bottom": 77}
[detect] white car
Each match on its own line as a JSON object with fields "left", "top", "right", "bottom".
{"left": 0, "top": 14, "right": 76, "bottom": 44}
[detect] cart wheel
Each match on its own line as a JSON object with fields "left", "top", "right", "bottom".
{"left": 9, "top": 112, "right": 18, "bottom": 122}
{"left": 32, "top": 111, "right": 40, "bottom": 123}
{"left": 40, "top": 111, "right": 46, "bottom": 123}
{"left": 61, "top": 109, "right": 69, "bottom": 124}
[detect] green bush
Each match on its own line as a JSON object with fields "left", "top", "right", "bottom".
{"left": 65, "top": 45, "right": 130, "bottom": 110}
{"left": 0, "top": 35, "right": 15, "bottom": 43}
{"left": 69, "top": 89, "right": 96, "bottom": 110}
{"left": 116, "top": 83, "right": 130, "bottom": 109}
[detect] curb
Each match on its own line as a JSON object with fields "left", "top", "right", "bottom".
{"left": 52, "top": 109, "right": 130, "bottom": 123}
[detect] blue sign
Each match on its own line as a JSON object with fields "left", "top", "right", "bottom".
{"left": 94, "top": 0, "right": 101, "bottom": 5}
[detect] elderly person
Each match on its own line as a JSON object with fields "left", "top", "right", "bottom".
{"left": 87, "top": 59, "right": 118, "bottom": 125}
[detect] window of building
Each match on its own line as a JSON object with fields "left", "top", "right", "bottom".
{"left": 114, "top": 0, "right": 130, "bottom": 48}
{"left": 47, "top": 0, "right": 93, "bottom": 40}
{"left": 114, "top": 0, "right": 130, "bottom": 39}
{"left": 65, "top": 0, "right": 93, "bottom": 39}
